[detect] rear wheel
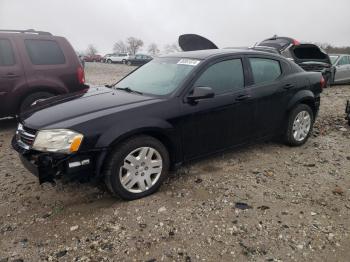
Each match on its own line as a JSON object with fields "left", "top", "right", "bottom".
{"left": 19, "top": 92, "right": 55, "bottom": 113}
{"left": 104, "top": 136, "right": 170, "bottom": 200}
{"left": 107, "top": 59, "right": 112, "bottom": 64}
{"left": 285, "top": 104, "right": 314, "bottom": 146}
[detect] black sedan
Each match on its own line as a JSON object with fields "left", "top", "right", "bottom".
{"left": 13, "top": 49, "right": 324, "bottom": 200}
{"left": 126, "top": 54, "right": 153, "bottom": 66}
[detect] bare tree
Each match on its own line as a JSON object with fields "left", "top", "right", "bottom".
{"left": 127, "top": 37, "right": 144, "bottom": 55}
{"left": 164, "top": 43, "right": 181, "bottom": 54}
{"left": 86, "top": 44, "right": 98, "bottom": 56}
{"left": 113, "top": 40, "right": 128, "bottom": 54}
{"left": 148, "top": 43, "right": 160, "bottom": 56}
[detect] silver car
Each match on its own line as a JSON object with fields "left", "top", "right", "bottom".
{"left": 330, "top": 54, "right": 350, "bottom": 84}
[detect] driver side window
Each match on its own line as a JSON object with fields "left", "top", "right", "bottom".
{"left": 193, "top": 59, "right": 244, "bottom": 95}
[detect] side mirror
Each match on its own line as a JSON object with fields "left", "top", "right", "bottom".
{"left": 187, "top": 86, "right": 215, "bottom": 103}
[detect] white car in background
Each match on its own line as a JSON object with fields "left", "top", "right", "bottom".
{"left": 330, "top": 54, "right": 350, "bottom": 84}
{"left": 105, "top": 53, "right": 130, "bottom": 64}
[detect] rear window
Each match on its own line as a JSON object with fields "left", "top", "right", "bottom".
{"left": 259, "top": 39, "right": 290, "bottom": 50}
{"left": 249, "top": 58, "right": 281, "bottom": 84}
{"left": 0, "top": 39, "right": 15, "bottom": 66}
{"left": 25, "top": 39, "right": 65, "bottom": 65}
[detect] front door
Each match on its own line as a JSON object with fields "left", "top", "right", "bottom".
{"left": 180, "top": 58, "right": 255, "bottom": 160}
{"left": 335, "top": 56, "right": 350, "bottom": 83}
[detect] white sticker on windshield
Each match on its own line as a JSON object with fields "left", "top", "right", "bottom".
{"left": 177, "top": 59, "right": 200, "bottom": 66}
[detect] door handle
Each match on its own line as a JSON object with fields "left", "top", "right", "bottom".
{"left": 235, "top": 94, "right": 251, "bottom": 101}
{"left": 283, "top": 83, "right": 294, "bottom": 89}
{"left": 2, "top": 73, "right": 19, "bottom": 78}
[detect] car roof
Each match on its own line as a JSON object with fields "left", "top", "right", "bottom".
{"left": 161, "top": 48, "right": 282, "bottom": 60}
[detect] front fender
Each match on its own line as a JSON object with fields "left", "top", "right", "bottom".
{"left": 95, "top": 117, "right": 174, "bottom": 148}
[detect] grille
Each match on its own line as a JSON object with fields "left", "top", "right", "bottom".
{"left": 16, "top": 124, "right": 36, "bottom": 149}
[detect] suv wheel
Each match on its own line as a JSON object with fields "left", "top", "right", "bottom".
{"left": 104, "top": 136, "right": 170, "bottom": 200}
{"left": 285, "top": 104, "right": 314, "bottom": 146}
{"left": 20, "top": 92, "right": 55, "bottom": 113}
{"left": 107, "top": 59, "right": 112, "bottom": 64}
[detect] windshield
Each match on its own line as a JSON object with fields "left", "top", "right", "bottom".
{"left": 330, "top": 55, "right": 339, "bottom": 65}
{"left": 114, "top": 57, "right": 199, "bottom": 95}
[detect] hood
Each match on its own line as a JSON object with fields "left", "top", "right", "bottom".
{"left": 178, "top": 34, "right": 218, "bottom": 51}
{"left": 21, "top": 86, "right": 158, "bottom": 129}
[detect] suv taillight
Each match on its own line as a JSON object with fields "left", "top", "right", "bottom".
{"left": 293, "top": 39, "right": 300, "bottom": 45}
{"left": 77, "top": 66, "right": 85, "bottom": 84}
{"left": 320, "top": 76, "right": 326, "bottom": 88}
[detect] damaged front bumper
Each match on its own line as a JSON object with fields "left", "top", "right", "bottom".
{"left": 12, "top": 137, "right": 105, "bottom": 183}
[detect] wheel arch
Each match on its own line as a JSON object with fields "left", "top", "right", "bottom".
{"left": 16, "top": 86, "right": 65, "bottom": 112}
{"left": 287, "top": 90, "right": 317, "bottom": 117}
{"left": 95, "top": 125, "right": 180, "bottom": 178}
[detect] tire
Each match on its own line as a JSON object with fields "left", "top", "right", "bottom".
{"left": 122, "top": 59, "right": 126, "bottom": 64}
{"left": 104, "top": 135, "right": 170, "bottom": 200}
{"left": 107, "top": 59, "right": 112, "bottom": 64}
{"left": 285, "top": 104, "right": 314, "bottom": 146}
{"left": 19, "top": 92, "right": 55, "bottom": 113}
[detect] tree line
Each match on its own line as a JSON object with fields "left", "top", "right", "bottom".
{"left": 84, "top": 37, "right": 180, "bottom": 57}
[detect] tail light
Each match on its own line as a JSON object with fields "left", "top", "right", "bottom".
{"left": 293, "top": 39, "right": 300, "bottom": 46}
{"left": 320, "top": 76, "right": 326, "bottom": 88}
{"left": 77, "top": 66, "right": 85, "bottom": 85}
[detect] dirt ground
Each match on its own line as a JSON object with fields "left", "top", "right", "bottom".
{"left": 1, "top": 62, "right": 350, "bottom": 262}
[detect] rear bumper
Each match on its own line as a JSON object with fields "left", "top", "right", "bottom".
{"left": 12, "top": 136, "right": 105, "bottom": 183}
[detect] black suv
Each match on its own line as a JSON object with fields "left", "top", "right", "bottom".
{"left": 12, "top": 49, "right": 324, "bottom": 200}
{"left": 0, "top": 29, "right": 86, "bottom": 117}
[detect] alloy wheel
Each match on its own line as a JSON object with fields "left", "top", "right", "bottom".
{"left": 292, "top": 110, "right": 311, "bottom": 142}
{"left": 119, "top": 147, "right": 163, "bottom": 193}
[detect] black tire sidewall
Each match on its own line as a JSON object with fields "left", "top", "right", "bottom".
{"left": 286, "top": 104, "right": 314, "bottom": 146}
{"left": 20, "top": 92, "right": 54, "bottom": 113}
{"left": 105, "top": 136, "right": 170, "bottom": 200}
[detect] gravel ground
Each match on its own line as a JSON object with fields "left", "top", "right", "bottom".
{"left": 1, "top": 62, "right": 350, "bottom": 262}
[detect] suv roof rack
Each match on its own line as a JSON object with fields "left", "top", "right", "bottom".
{"left": 0, "top": 29, "right": 52, "bottom": 36}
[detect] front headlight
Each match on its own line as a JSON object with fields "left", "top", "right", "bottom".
{"left": 32, "top": 129, "right": 84, "bottom": 154}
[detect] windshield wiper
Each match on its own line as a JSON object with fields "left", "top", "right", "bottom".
{"left": 115, "top": 87, "right": 143, "bottom": 95}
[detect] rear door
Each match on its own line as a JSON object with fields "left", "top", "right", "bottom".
{"left": 245, "top": 56, "right": 295, "bottom": 137}
{"left": 0, "top": 37, "right": 25, "bottom": 116}
{"left": 181, "top": 57, "right": 255, "bottom": 159}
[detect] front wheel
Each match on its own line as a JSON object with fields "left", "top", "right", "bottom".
{"left": 19, "top": 92, "right": 55, "bottom": 113}
{"left": 104, "top": 136, "right": 170, "bottom": 200}
{"left": 285, "top": 104, "right": 314, "bottom": 146}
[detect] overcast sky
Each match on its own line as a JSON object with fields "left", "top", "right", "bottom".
{"left": 1, "top": 0, "right": 349, "bottom": 54}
